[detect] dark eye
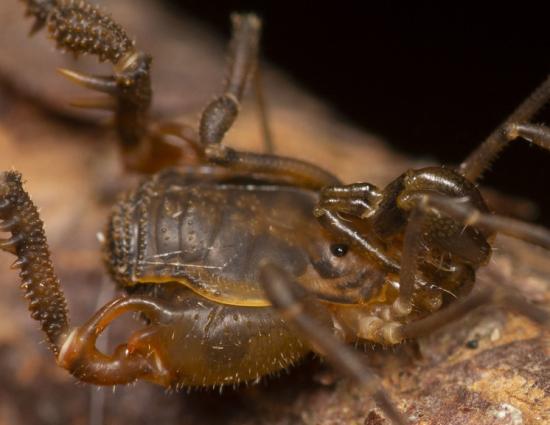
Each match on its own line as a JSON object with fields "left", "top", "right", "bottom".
{"left": 330, "top": 243, "right": 348, "bottom": 257}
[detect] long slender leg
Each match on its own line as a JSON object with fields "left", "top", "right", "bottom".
{"left": 393, "top": 208, "right": 424, "bottom": 316}
{"left": 207, "top": 147, "right": 341, "bottom": 188}
{"left": 199, "top": 14, "right": 273, "bottom": 153}
{"left": 421, "top": 193, "right": 550, "bottom": 250}
{"left": 397, "top": 285, "right": 550, "bottom": 340}
{"left": 506, "top": 122, "right": 550, "bottom": 147}
{"left": 259, "top": 263, "right": 407, "bottom": 425}
{"left": 392, "top": 189, "right": 490, "bottom": 309}
{"left": 462, "top": 122, "right": 550, "bottom": 182}
{"left": 460, "top": 75, "right": 550, "bottom": 181}
{"left": 392, "top": 188, "right": 550, "bottom": 316}
{"left": 197, "top": 14, "right": 340, "bottom": 189}
{"left": 198, "top": 14, "right": 261, "bottom": 147}
{"left": 148, "top": 118, "right": 300, "bottom": 177}
{"left": 254, "top": 67, "right": 275, "bottom": 153}
{"left": 149, "top": 121, "right": 204, "bottom": 164}
{"left": 479, "top": 186, "right": 538, "bottom": 222}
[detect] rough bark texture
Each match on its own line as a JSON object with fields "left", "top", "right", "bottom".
{"left": 0, "top": 1, "right": 548, "bottom": 424}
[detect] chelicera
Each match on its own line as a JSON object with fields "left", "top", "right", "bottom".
{"left": 3, "top": 1, "right": 550, "bottom": 424}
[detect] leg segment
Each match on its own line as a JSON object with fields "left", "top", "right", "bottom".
{"left": 254, "top": 67, "right": 275, "bottom": 153}
{"left": 359, "top": 168, "right": 492, "bottom": 313}
{"left": 394, "top": 190, "right": 550, "bottom": 312}
{"left": 199, "top": 14, "right": 261, "bottom": 147}
{"left": 460, "top": 75, "right": 550, "bottom": 181}
{"left": 197, "top": 14, "right": 340, "bottom": 189}
{"left": 421, "top": 193, "right": 550, "bottom": 250}
{"left": 383, "top": 190, "right": 486, "bottom": 316}
{"left": 505, "top": 122, "right": 550, "bottom": 148}
{"left": 398, "top": 284, "right": 550, "bottom": 340}
{"left": 393, "top": 207, "right": 424, "bottom": 316}
{"left": 259, "top": 263, "right": 407, "bottom": 425}
{"left": 205, "top": 146, "right": 341, "bottom": 188}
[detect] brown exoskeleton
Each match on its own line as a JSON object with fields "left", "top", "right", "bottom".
{"left": 3, "top": 1, "right": 550, "bottom": 424}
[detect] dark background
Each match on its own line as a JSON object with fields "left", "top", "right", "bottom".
{"left": 164, "top": 1, "right": 550, "bottom": 224}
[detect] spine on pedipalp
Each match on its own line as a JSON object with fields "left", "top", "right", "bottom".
{"left": 0, "top": 171, "right": 69, "bottom": 354}
{"left": 21, "top": 0, "right": 152, "bottom": 158}
{"left": 22, "top": 0, "right": 134, "bottom": 63}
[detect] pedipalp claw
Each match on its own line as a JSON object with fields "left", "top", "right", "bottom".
{"left": 69, "top": 97, "right": 116, "bottom": 111}
{"left": 58, "top": 68, "right": 118, "bottom": 95}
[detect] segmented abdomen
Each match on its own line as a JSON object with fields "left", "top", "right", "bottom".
{"left": 105, "top": 169, "right": 319, "bottom": 304}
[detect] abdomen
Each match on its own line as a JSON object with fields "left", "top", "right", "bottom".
{"left": 105, "top": 168, "right": 321, "bottom": 306}
{"left": 127, "top": 283, "right": 310, "bottom": 387}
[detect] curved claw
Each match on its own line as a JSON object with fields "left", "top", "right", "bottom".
{"left": 57, "top": 296, "right": 172, "bottom": 386}
{"left": 69, "top": 96, "right": 116, "bottom": 111}
{"left": 58, "top": 68, "right": 118, "bottom": 95}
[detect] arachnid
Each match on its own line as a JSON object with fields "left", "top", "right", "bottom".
{"left": 2, "top": 2, "right": 550, "bottom": 424}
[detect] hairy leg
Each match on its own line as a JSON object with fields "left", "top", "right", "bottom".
{"left": 194, "top": 14, "right": 340, "bottom": 188}
{"left": 421, "top": 193, "right": 550, "bottom": 250}
{"left": 398, "top": 284, "right": 550, "bottom": 340}
{"left": 393, "top": 189, "right": 550, "bottom": 313}
{"left": 259, "top": 262, "right": 407, "bottom": 425}
{"left": 460, "top": 75, "right": 550, "bottom": 181}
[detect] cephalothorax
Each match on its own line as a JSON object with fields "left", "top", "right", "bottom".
{"left": 3, "top": 1, "right": 550, "bottom": 424}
